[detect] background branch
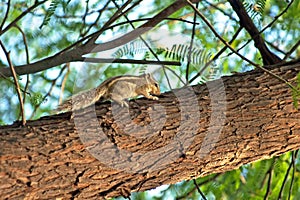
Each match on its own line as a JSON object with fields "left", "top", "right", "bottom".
{"left": 0, "top": 41, "right": 26, "bottom": 125}
{"left": 0, "top": 0, "right": 197, "bottom": 78}
{"left": 193, "top": 179, "right": 207, "bottom": 200}
{"left": 186, "top": 2, "right": 199, "bottom": 83}
{"left": 226, "top": 0, "right": 295, "bottom": 61}
{"left": 0, "top": 1, "right": 47, "bottom": 36}
{"left": 283, "top": 39, "right": 300, "bottom": 61}
{"left": 0, "top": 0, "right": 11, "bottom": 31}
{"left": 277, "top": 152, "right": 295, "bottom": 200}
{"left": 187, "top": 0, "right": 298, "bottom": 92}
{"left": 227, "top": 0, "right": 281, "bottom": 65}
{"left": 189, "top": 26, "right": 243, "bottom": 83}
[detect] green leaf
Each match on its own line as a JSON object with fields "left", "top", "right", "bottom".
{"left": 39, "top": 0, "right": 60, "bottom": 29}
{"left": 30, "top": 92, "right": 44, "bottom": 105}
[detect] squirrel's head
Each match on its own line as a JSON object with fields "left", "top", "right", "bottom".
{"left": 144, "top": 73, "right": 161, "bottom": 95}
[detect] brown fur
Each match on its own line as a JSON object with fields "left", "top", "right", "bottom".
{"left": 54, "top": 74, "right": 160, "bottom": 113}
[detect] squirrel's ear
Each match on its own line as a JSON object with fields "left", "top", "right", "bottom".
{"left": 144, "top": 73, "right": 151, "bottom": 80}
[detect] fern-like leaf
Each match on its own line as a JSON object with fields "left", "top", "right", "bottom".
{"left": 113, "top": 42, "right": 211, "bottom": 66}
{"left": 243, "top": 0, "right": 267, "bottom": 20}
{"left": 112, "top": 41, "right": 151, "bottom": 58}
{"left": 39, "top": 0, "right": 60, "bottom": 29}
{"left": 162, "top": 44, "right": 211, "bottom": 66}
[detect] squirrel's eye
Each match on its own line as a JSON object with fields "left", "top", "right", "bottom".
{"left": 154, "top": 83, "right": 158, "bottom": 88}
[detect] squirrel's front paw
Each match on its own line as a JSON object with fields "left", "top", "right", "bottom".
{"left": 152, "top": 96, "right": 159, "bottom": 100}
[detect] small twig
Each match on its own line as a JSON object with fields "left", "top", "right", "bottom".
{"left": 80, "top": 1, "right": 110, "bottom": 37}
{"left": 0, "top": 0, "right": 11, "bottom": 31}
{"left": 163, "top": 65, "right": 186, "bottom": 85}
{"left": 189, "top": 26, "right": 243, "bottom": 83}
{"left": 0, "top": 40, "right": 26, "bottom": 125}
{"left": 193, "top": 179, "right": 207, "bottom": 200}
{"left": 177, "top": 174, "right": 221, "bottom": 200}
{"left": 59, "top": 0, "right": 136, "bottom": 54}
{"left": 264, "top": 174, "right": 272, "bottom": 200}
{"left": 84, "top": 57, "right": 181, "bottom": 66}
{"left": 260, "top": 0, "right": 294, "bottom": 35}
{"left": 203, "top": 0, "right": 238, "bottom": 22}
{"left": 0, "top": 71, "right": 30, "bottom": 95}
{"left": 0, "top": 0, "right": 47, "bottom": 36}
{"left": 15, "top": 25, "right": 31, "bottom": 111}
{"left": 106, "top": 17, "right": 200, "bottom": 31}
{"left": 266, "top": 41, "right": 295, "bottom": 60}
{"left": 79, "top": 0, "right": 89, "bottom": 37}
{"left": 263, "top": 158, "right": 276, "bottom": 200}
{"left": 288, "top": 150, "right": 298, "bottom": 200}
{"left": 226, "top": 0, "right": 293, "bottom": 60}
{"left": 186, "top": 2, "right": 199, "bottom": 83}
{"left": 197, "top": 173, "right": 221, "bottom": 186}
{"left": 23, "top": 74, "right": 30, "bottom": 105}
{"left": 277, "top": 152, "right": 295, "bottom": 200}
{"left": 126, "top": 196, "right": 131, "bottom": 200}
{"left": 59, "top": 64, "right": 70, "bottom": 104}
{"left": 284, "top": 39, "right": 300, "bottom": 61}
{"left": 87, "top": 0, "right": 136, "bottom": 46}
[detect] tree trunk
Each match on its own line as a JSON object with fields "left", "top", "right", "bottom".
{"left": 1, "top": 62, "right": 300, "bottom": 199}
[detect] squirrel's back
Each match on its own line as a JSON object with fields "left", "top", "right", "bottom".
{"left": 54, "top": 73, "right": 160, "bottom": 112}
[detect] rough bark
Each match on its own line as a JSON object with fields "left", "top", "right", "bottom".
{"left": 1, "top": 62, "right": 300, "bottom": 199}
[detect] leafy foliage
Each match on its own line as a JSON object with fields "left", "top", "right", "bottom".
{"left": 39, "top": 0, "right": 60, "bottom": 29}
{"left": 159, "top": 44, "right": 211, "bottom": 67}
{"left": 112, "top": 41, "right": 212, "bottom": 66}
{"left": 113, "top": 41, "right": 152, "bottom": 59}
{"left": 29, "top": 92, "right": 44, "bottom": 105}
{"left": 113, "top": 41, "right": 215, "bottom": 85}
{"left": 243, "top": 0, "right": 267, "bottom": 20}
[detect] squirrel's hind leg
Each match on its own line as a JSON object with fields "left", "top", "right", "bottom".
{"left": 110, "top": 94, "right": 129, "bottom": 107}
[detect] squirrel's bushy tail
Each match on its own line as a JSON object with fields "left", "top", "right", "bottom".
{"left": 52, "top": 86, "right": 107, "bottom": 114}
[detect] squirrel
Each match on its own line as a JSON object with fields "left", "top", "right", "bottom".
{"left": 54, "top": 73, "right": 161, "bottom": 113}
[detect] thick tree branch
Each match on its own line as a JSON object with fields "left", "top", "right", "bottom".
{"left": 1, "top": 62, "right": 300, "bottom": 199}
{"left": 227, "top": 0, "right": 282, "bottom": 65}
